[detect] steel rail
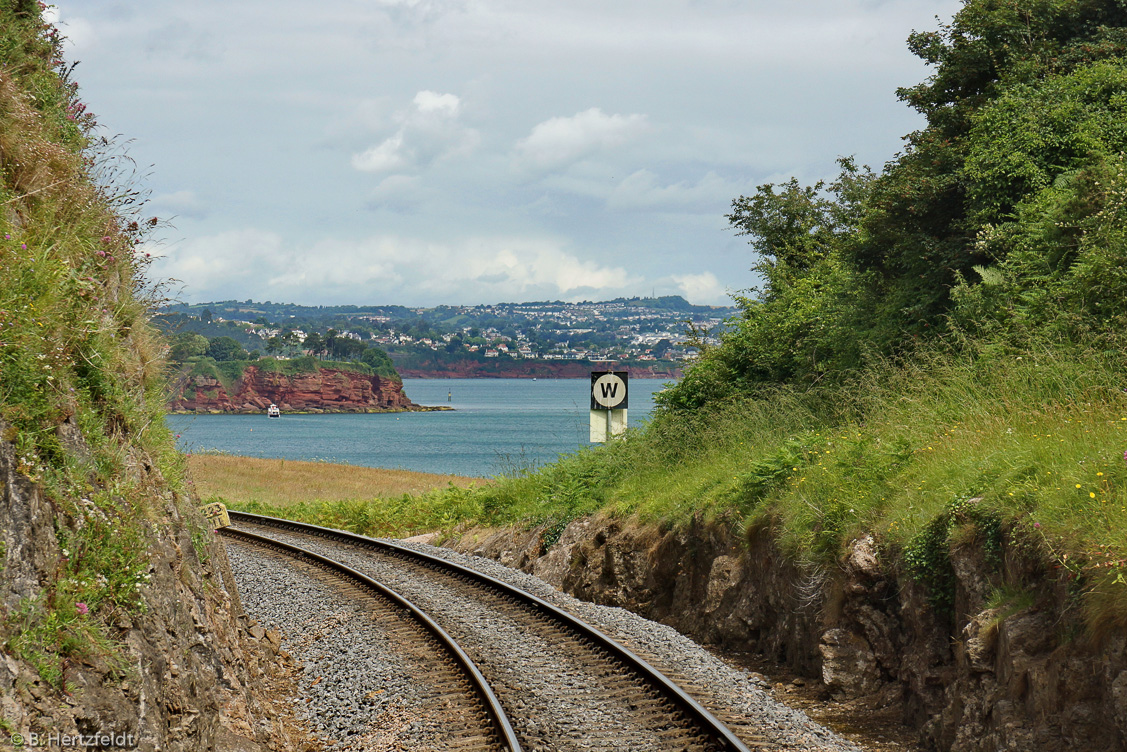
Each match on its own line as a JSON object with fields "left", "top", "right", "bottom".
{"left": 228, "top": 510, "right": 752, "bottom": 752}
{"left": 220, "top": 525, "right": 521, "bottom": 752}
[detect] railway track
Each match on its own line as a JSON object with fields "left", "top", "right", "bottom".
{"left": 223, "top": 528, "right": 519, "bottom": 751}
{"left": 223, "top": 511, "right": 760, "bottom": 751}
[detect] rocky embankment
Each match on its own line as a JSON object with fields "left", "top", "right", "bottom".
{"left": 170, "top": 364, "right": 419, "bottom": 414}
{"left": 0, "top": 420, "right": 313, "bottom": 750}
{"left": 444, "top": 515, "right": 1127, "bottom": 752}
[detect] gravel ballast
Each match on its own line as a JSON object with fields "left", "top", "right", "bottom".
{"left": 226, "top": 542, "right": 466, "bottom": 751}
{"left": 233, "top": 521, "right": 863, "bottom": 751}
{"left": 396, "top": 536, "right": 863, "bottom": 752}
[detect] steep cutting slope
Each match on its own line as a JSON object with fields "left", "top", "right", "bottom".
{"left": 0, "top": 5, "right": 311, "bottom": 748}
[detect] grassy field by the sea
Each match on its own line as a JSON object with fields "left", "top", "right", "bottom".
{"left": 188, "top": 454, "right": 485, "bottom": 508}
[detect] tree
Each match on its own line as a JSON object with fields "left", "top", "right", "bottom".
{"left": 661, "top": 0, "right": 1127, "bottom": 412}
{"left": 360, "top": 346, "right": 397, "bottom": 379}
{"left": 335, "top": 337, "right": 365, "bottom": 360}
{"left": 169, "top": 332, "right": 208, "bottom": 362}
{"left": 206, "top": 336, "right": 247, "bottom": 361}
{"left": 728, "top": 158, "right": 873, "bottom": 295}
{"left": 304, "top": 332, "right": 324, "bottom": 358}
{"left": 849, "top": 0, "right": 1127, "bottom": 334}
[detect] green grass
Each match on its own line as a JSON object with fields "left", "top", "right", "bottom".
{"left": 238, "top": 343, "right": 1127, "bottom": 634}
{"left": 233, "top": 486, "right": 485, "bottom": 539}
{"left": 0, "top": 5, "right": 194, "bottom": 687}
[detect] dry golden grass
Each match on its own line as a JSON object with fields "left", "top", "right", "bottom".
{"left": 187, "top": 454, "right": 486, "bottom": 507}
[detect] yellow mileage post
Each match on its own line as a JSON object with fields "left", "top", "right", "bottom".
{"left": 200, "top": 501, "right": 231, "bottom": 529}
{"left": 590, "top": 371, "right": 628, "bottom": 443}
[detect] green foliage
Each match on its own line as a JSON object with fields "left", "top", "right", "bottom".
{"left": 325, "top": 345, "right": 1126, "bottom": 633}
{"left": 205, "top": 335, "right": 247, "bottom": 362}
{"left": 169, "top": 332, "right": 208, "bottom": 362}
{"left": 963, "top": 60, "right": 1127, "bottom": 228}
{"left": 183, "top": 354, "right": 384, "bottom": 395}
{"left": 55, "top": 489, "right": 152, "bottom": 612}
{"left": 229, "top": 487, "right": 484, "bottom": 539}
{"left": 951, "top": 152, "right": 1127, "bottom": 346}
{"left": 0, "top": 3, "right": 187, "bottom": 686}
{"left": 902, "top": 495, "right": 1003, "bottom": 616}
{"left": 359, "top": 345, "right": 400, "bottom": 382}
{"left": 661, "top": 0, "right": 1127, "bottom": 415}
{"left": 723, "top": 433, "right": 826, "bottom": 513}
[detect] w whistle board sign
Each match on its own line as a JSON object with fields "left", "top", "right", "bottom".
{"left": 591, "top": 371, "right": 629, "bottom": 410}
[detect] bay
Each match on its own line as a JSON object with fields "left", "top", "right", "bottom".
{"left": 165, "top": 378, "right": 672, "bottom": 478}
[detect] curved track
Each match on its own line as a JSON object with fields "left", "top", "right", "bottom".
{"left": 227, "top": 510, "right": 755, "bottom": 752}
{"left": 222, "top": 526, "right": 520, "bottom": 752}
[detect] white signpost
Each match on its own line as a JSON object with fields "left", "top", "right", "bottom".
{"left": 590, "top": 370, "right": 628, "bottom": 442}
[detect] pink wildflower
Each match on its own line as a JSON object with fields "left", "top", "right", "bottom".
{"left": 76, "top": 602, "right": 89, "bottom": 615}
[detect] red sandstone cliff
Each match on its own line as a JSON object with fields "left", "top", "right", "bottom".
{"left": 169, "top": 365, "right": 419, "bottom": 413}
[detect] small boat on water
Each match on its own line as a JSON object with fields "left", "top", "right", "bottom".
{"left": 267, "top": 403, "right": 281, "bottom": 418}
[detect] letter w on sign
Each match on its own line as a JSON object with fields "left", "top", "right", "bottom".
{"left": 590, "top": 371, "right": 628, "bottom": 410}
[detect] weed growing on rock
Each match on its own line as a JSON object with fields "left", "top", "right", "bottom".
{"left": 0, "top": 3, "right": 190, "bottom": 687}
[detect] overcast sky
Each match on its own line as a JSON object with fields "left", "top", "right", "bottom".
{"left": 52, "top": 0, "right": 962, "bottom": 307}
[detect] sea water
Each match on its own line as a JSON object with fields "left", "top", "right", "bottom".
{"left": 165, "top": 378, "right": 672, "bottom": 478}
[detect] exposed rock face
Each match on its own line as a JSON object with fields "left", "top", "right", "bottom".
{"left": 170, "top": 364, "right": 416, "bottom": 413}
{"left": 445, "top": 515, "right": 1127, "bottom": 751}
{"left": 0, "top": 420, "right": 313, "bottom": 751}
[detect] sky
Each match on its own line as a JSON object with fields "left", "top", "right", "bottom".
{"left": 51, "top": 0, "right": 963, "bottom": 307}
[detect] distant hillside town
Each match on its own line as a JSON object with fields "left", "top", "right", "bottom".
{"left": 155, "top": 296, "right": 735, "bottom": 377}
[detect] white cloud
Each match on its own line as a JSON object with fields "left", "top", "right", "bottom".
{"left": 48, "top": 7, "right": 96, "bottom": 56}
{"left": 514, "top": 108, "right": 649, "bottom": 172}
{"left": 352, "top": 134, "right": 410, "bottom": 173}
{"left": 351, "top": 90, "right": 478, "bottom": 174}
{"left": 154, "top": 229, "right": 285, "bottom": 298}
{"left": 672, "top": 272, "right": 725, "bottom": 303}
{"left": 153, "top": 229, "right": 640, "bottom": 305}
{"left": 413, "top": 89, "right": 460, "bottom": 115}
{"left": 64, "top": 0, "right": 963, "bottom": 308}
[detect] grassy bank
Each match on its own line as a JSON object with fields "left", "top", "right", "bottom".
{"left": 191, "top": 454, "right": 481, "bottom": 504}
{"left": 0, "top": 3, "right": 201, "bottom": 686}
{"left": 226, "top": 345, "right": 1127, "bottom": 632}
{"left": 195, "top": 454, "right": 488, "bottom": 536}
